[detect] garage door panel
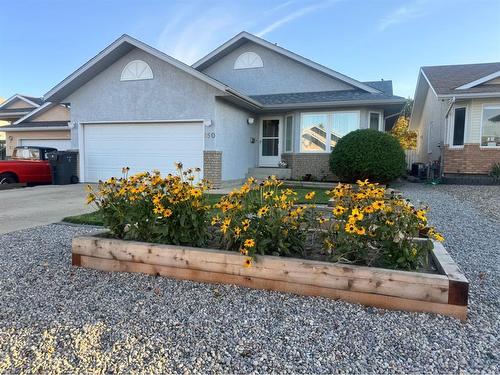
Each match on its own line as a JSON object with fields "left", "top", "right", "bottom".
{"left": 83, "top": 122, "right": 203, "bottom": 182}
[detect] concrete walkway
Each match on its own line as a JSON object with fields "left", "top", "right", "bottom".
{"left": 0, "top": 184, "right": 93, "bottom": 234}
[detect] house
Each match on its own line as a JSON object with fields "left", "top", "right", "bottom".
{"left": 0, "top": 94, "right": 71, "bottom": 157}
{"left": 410, "top": 62, "right": 500, "bottom": 177}
{"left": 42, "top": 32, "right": 405, "bottom": 186}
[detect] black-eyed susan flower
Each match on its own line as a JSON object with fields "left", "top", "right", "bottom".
{"left": 244, "top": 239, "right": 255, "bottom": 248}
{"left": 304, "top": 191, "right": 316, "bottom": 200}
{"left": 244, "top": 258, "right": 252, "bottom": 268}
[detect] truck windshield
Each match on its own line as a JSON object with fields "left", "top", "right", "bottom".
{"left": 11, "top": 148, "right": 40, "bottom": 160}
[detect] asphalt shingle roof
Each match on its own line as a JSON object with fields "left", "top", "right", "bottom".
{"left": 422, "top": 62, "right": 500, "bottom": 95}
{"left": 248, "top": 80, "right": 404, "bottom": 106}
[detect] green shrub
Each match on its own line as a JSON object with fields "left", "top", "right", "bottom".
{"left": 330, "top": 129, "right": 406, "bottom": 183}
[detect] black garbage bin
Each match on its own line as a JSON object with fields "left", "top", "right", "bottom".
{"left": 47, "top": 151, "right": 79, "bottom": 185}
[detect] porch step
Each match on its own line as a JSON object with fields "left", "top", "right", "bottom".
{"left": 246, "top": 167, "right": 292, "bottom": 180}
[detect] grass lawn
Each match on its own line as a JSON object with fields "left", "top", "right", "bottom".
{"left": 63, "top": 187, "right": 331, "bottom": 226}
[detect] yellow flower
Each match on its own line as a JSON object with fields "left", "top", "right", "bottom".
{"left": 386, "top": 219, "right": 394, "bottom": 225}
{"left": 416, "top": 209, "right": 427, "bottom": 221}
{"left": 263, "top": 191, "right": 273, "bottom": 199}
{"left": 372, "top": 201, "right": 385, "bottom": 211}
{"left": 345, "top": 223, "right": 357, "bottom": 234}
{"left": 234, "top": 227, "right": 241, "bottom": 236}
{"left": 304, "top": 191, "right": 316, "bottom": 200}
{"left": 349, "top": 208, "right": 364, "bottom": 222}
{"left": 86, "top": 194, "right": 96, "bottom": 205}
{"left": 363, "top": 206, "right": 374, "bottom": 214}
{"left": 243, "top": 257, "right": 252, "bottom": 268}
{"left": 162, "top": 208, "right": 173, "bottom": 218}
{"left": 332, "top": 205, "right": 346, "bottom": 216}
{"left": 317, "top": 216, "right": 328, "bottom": 224}
{"left": 247, "top": 177, "right": 256, "bottom": 185}
{"left": 356, "top": 226, "right": 366, "bottom": 235}
{"left": 242, "top": 219, "right": 250, "bottom": 231}
{"left": 257, "top": 206, "right": 269, "bottom": 217}
{"left": 175, "top": 162, "right": 183, "bottom": 170}
{"left": 211, "top": 215, "right": 220, "bottom": 225}
{"left": 240, "top": 248, "right": 249, "bottom": 256}
{"left": 190, "top": 189, "right": 202, "bottom": 198}
{"left": 244, "top": 239, "right": 255, "bottom": 248}
{"left": 356, "top": 179, "right": 369, "bottom": 186}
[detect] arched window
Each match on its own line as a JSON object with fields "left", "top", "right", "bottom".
{"left": 234, "top": 52, "right": 263, "bottom": 70}
{"left": 120, "top": 60, "right": 154, "bottom": 81}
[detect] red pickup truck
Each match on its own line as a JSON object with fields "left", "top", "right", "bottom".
{"left": 0, "top": 146, "right": 56, "bottom": 185}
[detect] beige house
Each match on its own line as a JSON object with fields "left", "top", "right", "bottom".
{"left": 0, "top": 94, "right": 71, "bottom": 157}
{"left": 411, "top": 62, "right": 500, "bottom": 177}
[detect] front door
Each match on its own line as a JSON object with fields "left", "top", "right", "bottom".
{"left": 259, "top": 118, "right": 281, "bottom": 166}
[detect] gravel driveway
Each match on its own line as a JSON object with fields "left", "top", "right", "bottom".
{"left": 0, "top": 183, "right": 498, "bottom": 373}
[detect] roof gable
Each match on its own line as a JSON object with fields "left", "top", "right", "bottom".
{"left": 192, "top": 32, "right": 380, "bottom": 94}
{"left": 0, "top": 94, "right": 42, "bottom": 110}
{"left": 44, "top": 34, "right": 261, "bottom": 109}
{"left": 421, "top": 62, "right": 500, "bottom": 96}
{"left": 13, "top": 102, "right": 69, "bottom": 124}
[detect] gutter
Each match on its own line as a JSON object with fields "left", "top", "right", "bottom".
{"left": 0, "top": 126, "right": 70, "bottom": 132}
{"left": 260, "top": 98, "right": 407, "bottom": 110}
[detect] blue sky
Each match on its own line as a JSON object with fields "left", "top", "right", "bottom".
{"left": 1, "top": 0, "right": 499, "bottom": 100}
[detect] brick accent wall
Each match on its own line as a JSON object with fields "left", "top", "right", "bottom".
{"left": 443, "top": 144, "right": 500, "bottom": 175}
{"left": 282, "top": 153, "right": 335, "bottom": 181}
{"left": 203, "top": 151, "right": 222, "bottom": 188}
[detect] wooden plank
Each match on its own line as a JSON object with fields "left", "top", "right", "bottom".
{"left": 73, "top": 235, "right": 450, "bottom": 303}
{"left": 77, "top": 255, "right": 467, "bottom": 320}
{"left": 431, "top": 241, "right": 469, "bottom": 306}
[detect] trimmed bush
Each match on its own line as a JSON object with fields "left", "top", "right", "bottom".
{"left": 330, "top": 129, "right": 406, "bottom": 183}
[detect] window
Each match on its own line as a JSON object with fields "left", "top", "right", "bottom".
{"left": 120, "top": 60, "right": 153, "bottom": 81}
{"left": 451, "top": 107, "right": 466, "bottom": 146}
{"left": 481, "top": 105, "right": 500, "bottom": 147}
{"left": 427, "top": 121, "right": 433, "bottom": 153}
{"left": 234, "top": 52, "right": 263, "bottom": 69}
{"left": 284, "top": 115, "right": 293, "bottom": 152}
{"left": 300, "top": 111, "right": 360, "bottom": 152}
{"left": 369, "top": 112, "right": 381, "bottom": 131}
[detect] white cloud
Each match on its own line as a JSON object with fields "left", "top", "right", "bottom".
{"left": 256, "top": 0, "right": 335, "bottom": 37}
{"left": 378, "top": 0, "right": 428, "bottom": 31}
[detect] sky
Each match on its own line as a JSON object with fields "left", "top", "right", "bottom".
{"left": 1, "top": 0, "right": 499, "bottom": 100}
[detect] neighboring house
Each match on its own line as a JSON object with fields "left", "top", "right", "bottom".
{"left": 410, "top": 62, "right": 500, "bottom": 177}
{"left": 0, "top": 94, "right": 71, "bottom": 157}
{"left": 42, "top": 32, "right": 405, "bottom": 186}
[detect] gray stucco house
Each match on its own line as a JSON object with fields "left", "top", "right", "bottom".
{"left": 43, "top": 31, "right": 405, "bottom": 186}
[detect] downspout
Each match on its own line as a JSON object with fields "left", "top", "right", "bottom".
{"left": 440, "top": 96, "right": 456, "bottom": 179}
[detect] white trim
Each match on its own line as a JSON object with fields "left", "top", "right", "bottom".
{"left": 447, "top": 105, "right": 467, "bottom": 149}
{"left": 0, "top": 94, "right": 41, "bottom": 110}
{"left": 261, "top": 98, "right": 405, "bottom": 110}
{"left": 420, "top": 69, "right": 439, "bottom": 98}
{"left": 437, "top": 92, "right": 500, "bottom": 99}
{"left": 259, "top": 116, "right": 283, "bottom": 166}
{"left": 78, "top": 119, "right": 207, "bottom": 182}
{"left": 456, "top": 70, "right": 500, "bottom": 90}
{"left": 43, "top": 34, "right": 259, "bottom": 108}
{"left": 80, "top": 119, "right": 205, "bottom": 125}
{"left": 284, "top": 114, "right": 294, "bottom": 153}
{"left": 368, "top": 111, "right": 384, "bottom": 131}
{"left": 13, "top": 102, "right": 53, "bottom": 124}
{"left": 479, "top": 104, "right": 500, "bottom": 149}
{"left": 192, "top": 32, "right": 380, "bottom": 94}
{"left": 0, "top": 126, "right": 70, "bottom": 132}
{"left": 0, "top": 111, "right": 32, "bottom": 117}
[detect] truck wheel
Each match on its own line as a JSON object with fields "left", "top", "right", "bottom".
{"left": 70, "top": 175, "right": 79, "bottom": 184}
{"left": 0, "top": 173, "right": 17, "bottom": 184}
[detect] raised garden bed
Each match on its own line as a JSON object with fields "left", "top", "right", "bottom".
{"left": 72, "top": 233, "right": 468, "bottom": 320}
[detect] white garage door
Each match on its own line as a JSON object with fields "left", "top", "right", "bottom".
{"left": 20, "top": 139, "right": 71, "bottom": 150}
{"left": 82, "top": 122, "right": 204, "bottom": 182}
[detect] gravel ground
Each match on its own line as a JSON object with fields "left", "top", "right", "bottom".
{"left": 0, "top": 184, "right": 498, "bottom": 373}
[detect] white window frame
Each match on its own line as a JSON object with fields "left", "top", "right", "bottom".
{"left": 368, "top": 111, "right": 384, "bottom": 131}
{"left": 448, "top": 105, "right": 467, "bottom": 149}
{"left": 480, "top": 104, "right": 500, "bottom": 149}
{"left": 234, "top": 52, "right": 264, "bottom": 70}
{"left": 284, "top": 114, "right": 294, "bottom": 153}
{"left": 120, "top": 60, "right": 154, "bottom": 81}
{"left": 299, "top": 110, "right": 361, "bottom": 153}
